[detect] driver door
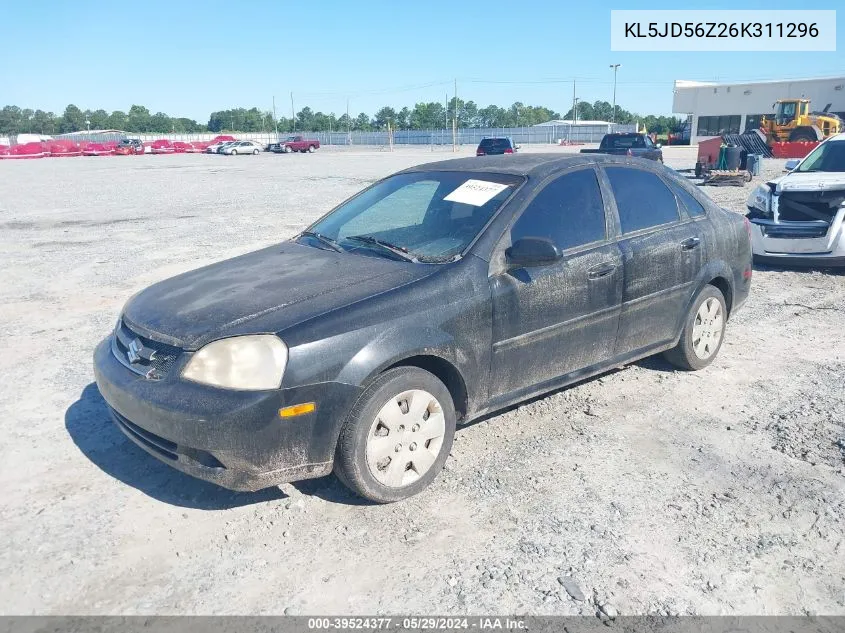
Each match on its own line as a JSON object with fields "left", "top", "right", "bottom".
{"left": 488, "top": 167, "right": 623, "bottom": 401}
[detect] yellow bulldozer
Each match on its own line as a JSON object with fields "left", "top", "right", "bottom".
{"left": 760, "top": 98, "right": 843, "bottom": 144}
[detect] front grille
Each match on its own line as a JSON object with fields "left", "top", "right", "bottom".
{"left": 763, "top": 224, "right": 829, "bottom": 239}
{"left": 112, "top": 320, "right": 182, "bottom": 379}
{"left": 777, "top": 191, "right": 845, "bottom": 223}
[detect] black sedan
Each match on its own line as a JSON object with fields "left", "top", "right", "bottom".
{"left": 93, "top": 154, "right": 752, "bottom": 502}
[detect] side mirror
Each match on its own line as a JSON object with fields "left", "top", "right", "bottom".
{"left": 506, "top": 237, "right": 562, "bottom": 269}
{"left": 784, "top": 158, "right": 800, "bottom": 171}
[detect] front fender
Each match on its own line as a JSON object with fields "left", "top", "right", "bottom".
{"left": 336, "top": 325, "right": 459, "bottom": 387}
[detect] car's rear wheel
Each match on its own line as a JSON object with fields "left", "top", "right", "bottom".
{"left": 308, "top": 145, "right": 316, "bottom": 153}
{"left": 664, "top": 285, "right": 727, "bottom": 371}
{"left": 253, "top": 149, "right": 259, "bottom": 155}
{"left": 334, "top": 367, "right": 456, "bottom": 503}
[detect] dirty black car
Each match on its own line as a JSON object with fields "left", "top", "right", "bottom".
{"left": 93, "top": 154, "right": 752, "bottom": 503}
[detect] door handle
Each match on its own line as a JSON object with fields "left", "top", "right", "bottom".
{"left": 588, "top": 262, "right": 616, "bottom": 279}
{"left": 681, "top": 237, "right": 701, "bottom": 250}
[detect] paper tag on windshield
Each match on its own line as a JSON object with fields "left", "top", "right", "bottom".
{"left": 444, "top": 179, "right": 509, "bottom": 206}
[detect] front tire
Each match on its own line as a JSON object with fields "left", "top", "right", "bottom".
{"left": 253, "top": 149, "right": 259, "bottom": 155}
{"left": 664, "top": 285, "right": 727, "bottom": 371}
{"left": 334, "top": 367, "right": 456, "bottom": 503}
{"left": 231, "top": 149, "right": 238, "bottom": 155}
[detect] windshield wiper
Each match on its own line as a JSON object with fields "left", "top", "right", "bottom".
{"left": 344, "top": 235, "right": 417, "bottom": 262}
{"left": 299, "top": 231, "right": 344, "bottom": 252}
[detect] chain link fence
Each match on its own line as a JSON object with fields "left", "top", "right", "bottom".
{"left": 48, "top": 123, "right": 635, "bottom": 147}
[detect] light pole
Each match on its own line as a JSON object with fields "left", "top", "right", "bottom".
{"left": 609, "top": 64, "right": 621, "bottom": 124}
{"left": 86, "top": 119, "right": 90, "bottom": 133}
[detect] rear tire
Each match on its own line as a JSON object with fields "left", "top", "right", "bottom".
{"left": 308, "top": 145, "right": 316, "bottom": 153}
{"left": 663, "top": 285, "right": 727, "bottom": 371}
{"left": 253, "top": 149, "right": 259, "bottom": 155}
{"left": 334, "top": 367, "right": 456, "bottom": 503}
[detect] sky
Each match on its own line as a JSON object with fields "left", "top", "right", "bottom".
{"left": 2, "top": 0, "right": 843, "bottom": 122}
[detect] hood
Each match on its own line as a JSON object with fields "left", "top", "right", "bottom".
{"left": 770, "top": 171, "right": 845, "bottom": 193}
{"left": 122, "top": 242, "right": 432, "bottom": 349}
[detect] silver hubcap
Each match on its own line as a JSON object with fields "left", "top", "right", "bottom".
{"left": 692, "top": 297, "right": 724, "bottom": 360}
{"left": 366, "top": 389, "right": 445, "bottom": 488}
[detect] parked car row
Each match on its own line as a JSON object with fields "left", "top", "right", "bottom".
{"left": 205, "top": 140, "right": 264, "bottom": 155}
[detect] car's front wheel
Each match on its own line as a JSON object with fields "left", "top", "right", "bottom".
{"left": 334, "top": 367, "right": 456, "bottom": 503}
{"left": 253, "top": 149, "right": 259, "bottom": 155}
{"left": 664, "top": 285, "right": 727, "bottom": 370}
{"left": 231, "top": 149, "right": 238, "bottom": 155}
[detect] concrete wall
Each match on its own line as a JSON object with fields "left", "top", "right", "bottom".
{"left": 673, "top": 76, "right": 845, "bottom": 144}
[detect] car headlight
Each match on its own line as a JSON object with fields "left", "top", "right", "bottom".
{"left": 746, "top": 183, "right": 772, "bottom": 214}
{"left": 182, "top": 335, "right": 288, "bottom": 390}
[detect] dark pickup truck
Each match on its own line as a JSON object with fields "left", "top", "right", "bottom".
{"left": 581, "top": 133, "right": 663, "bottom": 162}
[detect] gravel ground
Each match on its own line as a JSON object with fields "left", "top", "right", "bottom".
{"left": 0, "top": 146, "right": 843, "bottom": 616}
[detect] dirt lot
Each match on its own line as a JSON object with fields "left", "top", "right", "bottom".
{"left": 0, "top": 146, "right": 843, "bottom": 616}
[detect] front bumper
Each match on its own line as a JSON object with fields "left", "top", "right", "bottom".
{"left": 93, "top": 338, "right": 361, "bottom": 491}
{"left": 747, "top": 215, "right": 845, "bottom": 267}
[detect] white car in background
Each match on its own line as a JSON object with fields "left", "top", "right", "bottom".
{"left": 746, "top": 133, "right": 845, "bottom": 267}
{"left": 220, "top": 140, "right": 263, "bottom": 155}
{"left": 205, "top": 141, "right": 235, "bottom": 154}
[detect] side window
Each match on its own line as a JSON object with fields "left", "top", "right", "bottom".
{"left": 669, "top": 181, "right": 707, "bottom": 217}
{"left": 605, "top": 167, "right": 680, "bottom": 233}
{"left": 511, "top": 169, "right": 606, "bottom": 251}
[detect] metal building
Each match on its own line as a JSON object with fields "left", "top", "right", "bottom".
{"left": 673, "top": 75, "right": 845, "bottom": 144}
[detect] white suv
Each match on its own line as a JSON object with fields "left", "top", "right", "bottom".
{"left": 746, "top": 133, "right": 845, "bottom": 267}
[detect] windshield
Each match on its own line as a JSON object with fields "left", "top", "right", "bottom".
{"left": 796, "top": 141, "right": 845, "bottom": 173}
{"left": 304, "top": 171, "right": 523, "bottom": 262}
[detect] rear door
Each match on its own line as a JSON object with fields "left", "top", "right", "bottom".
{"left": 489, "top": 167, "right": 623, "bottom": 399}
{"left": 601, "top": 165, "right": 703, "bottom": 357}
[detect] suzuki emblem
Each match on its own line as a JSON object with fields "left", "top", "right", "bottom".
{"left": 127, "top": 338, "right": 143, "bottom": 364}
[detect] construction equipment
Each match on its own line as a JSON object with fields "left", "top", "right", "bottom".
{"left": 760, "top": 99, "right": 842, "bottom": 144}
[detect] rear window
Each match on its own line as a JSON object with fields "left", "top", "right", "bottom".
{"left": 669, "top": 182, "right": 707, "bottom": 217}
{"left": 602, "top": 135, "right": 645, "bottom": 149}
{"left": 479, "top": 138, "right": 511, "bottom": 151}
{"left": 605, "top": 167, "right": 680, "bottom": 233}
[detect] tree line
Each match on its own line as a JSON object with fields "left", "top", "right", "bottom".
{"left": 1, "top": 99, "right": 683, "bottom": 137}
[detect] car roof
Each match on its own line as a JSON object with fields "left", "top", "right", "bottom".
{"left": 400, "top": 153, "right": 661, "bottom": 178}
